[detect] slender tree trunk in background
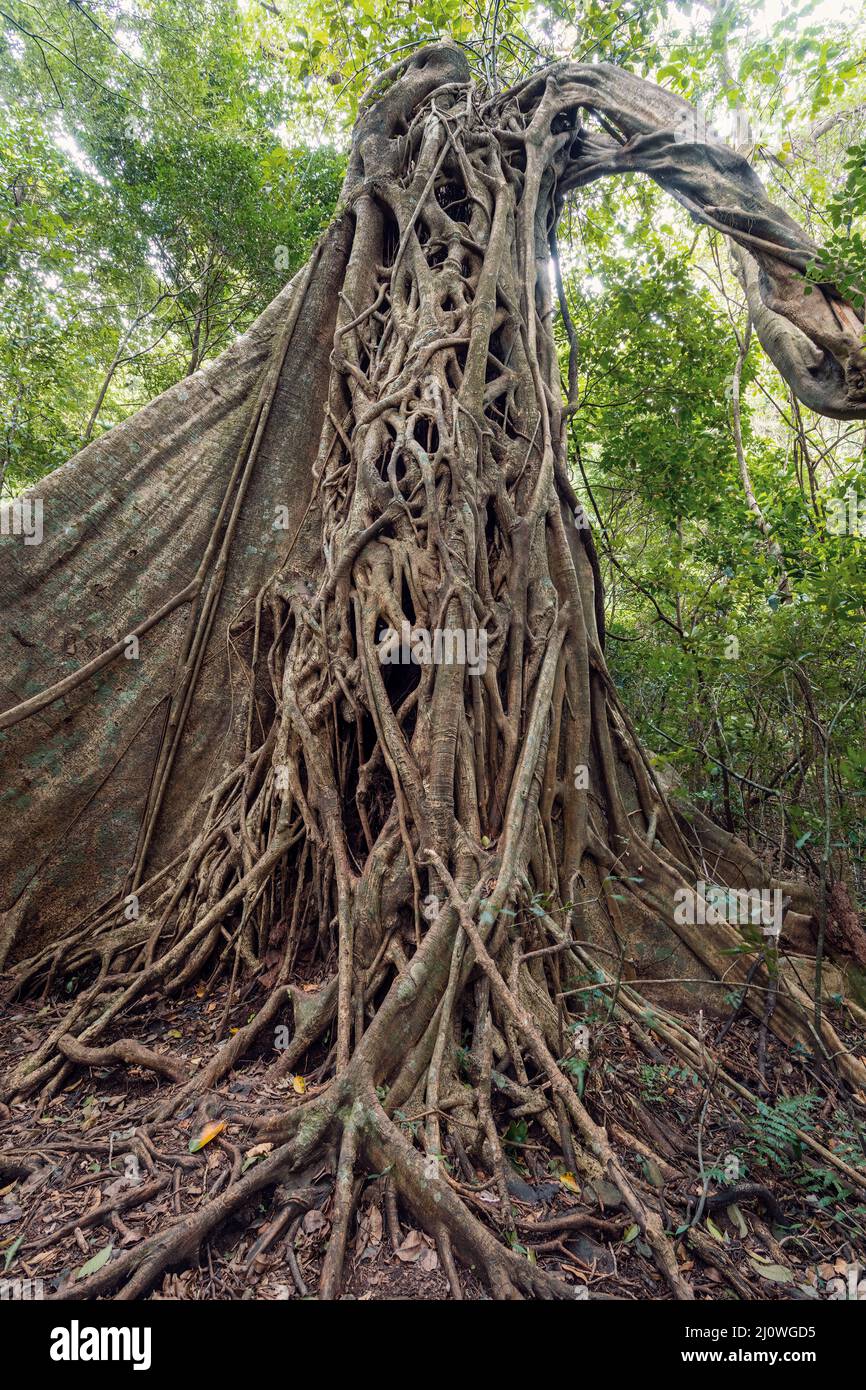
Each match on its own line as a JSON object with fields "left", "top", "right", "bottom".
{"left": 184, "top": 246, "right": 218, "bottom": 377}
{"left": 1, "top": 43, "right": 865, "bottom": 1301}
{"left": 83, "top": 337, "right": 128, "bottom": 445}
{"left": 729, "top": 315, "right": 792, "bottom": 600}
{"left": 1, "top": 377, "right": 27, "bottom": 495}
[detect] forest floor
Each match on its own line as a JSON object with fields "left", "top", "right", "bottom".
{"left": 2, "top": 966, "right": 865, "bottom": 1302}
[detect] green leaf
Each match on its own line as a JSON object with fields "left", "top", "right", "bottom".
{"left": 76, "top": 1243, "right": 114, "bottom": 1280}
{"left": 748, "top": 1258, "right": 793, "bottom": 1285}
{"left": 706, "top": 1217, "right": 726, "bottom": 1243}
{"left": 727, "top": 1203, "right": 748, "bottom": 1237}
{"left": 3, "top": 1234, "right": 23, "bottom": 1271}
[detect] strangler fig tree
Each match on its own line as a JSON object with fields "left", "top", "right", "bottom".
{"left": 2, "top": 42, "right": 865, "bottom": 1301}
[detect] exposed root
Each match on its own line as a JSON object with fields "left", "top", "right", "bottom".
{"left": 57, "top": 1035, "right": 187, "bottom": 1085}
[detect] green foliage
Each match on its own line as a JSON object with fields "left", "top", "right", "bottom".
{"left": 0, "top": 0, "right": 343, "bottom": 492}
{"left": 267, "top": 0, "right": 668, "bottom": 116}
{"left": 638, "top": 1063, "right": 700, "bottom": 1103}
{"left": 503, "top": 1117, "right": 529, "bottom": 1151}
{"left": 742, "top": 1093, "right": 819, "bottom": 1172}
{"left": 808, "top": 139, "right": 866, "bottom": 311}
{"left": 559, "top": 75, "right": 866, "bottom": 900}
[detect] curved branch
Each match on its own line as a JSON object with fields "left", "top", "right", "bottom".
{"left": 527, "top": 62, "right": 865, "bottom": 419}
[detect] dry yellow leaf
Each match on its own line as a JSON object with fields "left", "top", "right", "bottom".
{"left": 292, "top": 1075, "right": 306, "bottom": 1094}
{"left": 560, "top": 1172, "right": 580, "bottom": 1193}
{"left": 189, "top": 1119, "right": 226, "bottom": 1153}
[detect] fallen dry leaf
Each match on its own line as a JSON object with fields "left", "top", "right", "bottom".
{"left": 188, "top": 1119, "right": 226, "bottom": 1153}
{"left": 396, "top": 1229, "right": 424, "bottom": 1263}
{"left": 368, "top": 1206, "right": 383, "bottom": 1245}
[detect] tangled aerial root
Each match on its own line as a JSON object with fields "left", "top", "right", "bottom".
{"left": 3, "top": 43, "right": 866, "bottom": 1301}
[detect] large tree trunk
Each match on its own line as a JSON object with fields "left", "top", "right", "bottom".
{"left": 2, "top": 42, "right": 865, "bottom": 1301}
